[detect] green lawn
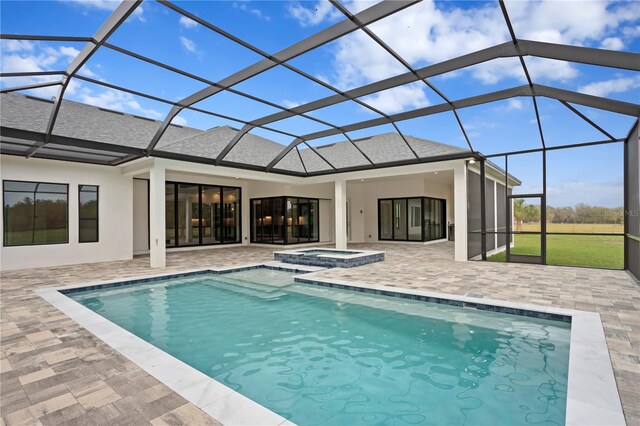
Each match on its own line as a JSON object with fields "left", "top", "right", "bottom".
{"left": 5, "top": 228, "right": 68, "bottom": 245}
{"left": 488, "top": 234, "right": 623, "bottom": 269}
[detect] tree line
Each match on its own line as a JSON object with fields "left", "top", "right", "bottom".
{"left": 5, "top": 197, "right": 68, "bottom": 231}
{"left": 515, "top": 200, "right": 624, "bottom": 224}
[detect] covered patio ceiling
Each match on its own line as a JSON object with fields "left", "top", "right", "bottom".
{"left": 1, "top": 0, "right": 638, "bottom": 177}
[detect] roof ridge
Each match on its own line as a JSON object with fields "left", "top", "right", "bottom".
{"left": 312, "top": 132, "right": 469, "bottom": 153}
{"left": 154, "top": 124, "right": 234, "bottom": 150}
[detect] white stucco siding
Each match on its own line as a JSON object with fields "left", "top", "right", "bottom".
{"left": 346, "top": 174, "right": 455, "bottom": 243}
{"left": 1, "top": 155, "right": 133, "bottom": 271}
{"left": 132, "top": 178, "right": 149, "bottom": 254}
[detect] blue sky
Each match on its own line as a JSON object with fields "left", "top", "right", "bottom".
{"left": 1, "top": 0, "right": 638, "bottom": 207}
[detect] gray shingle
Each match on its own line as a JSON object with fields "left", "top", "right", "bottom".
{"left": 1, "top": 93, "right": 201, "bottom": 149}
{"left": 312, "top": 141, "right": 371, "bottom": 169}
{"left": 156, "top": 125, "right": 237, "bottom": 158}
{"left": 272, "top": 148, "right": 306, "bottom": 173}
{"left": 1, "top": 93, "right": 472, "bottom": 171}
{"left": 354, "top": 133, "right": 416, "bottom": 163}
{"left": 299, "top": 147, "right": 333, "bottom": 172}
{"left": 1, "top": 93, "right": 54, "bottom": 133}
{"left": 406, "top": 135, "right": 468, "bottom": 158}
{"left": 224, "top": 131, "right": 287, "bottom": 167}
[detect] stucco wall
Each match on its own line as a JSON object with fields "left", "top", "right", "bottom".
{"left": 1, "top": 155, "right": 133, "bottom": 271}
{"left": 132, "top": 179, "right": 149, "bottom": 254}
{"left": 346, "top": 175, "right": 454, "bottom": 243}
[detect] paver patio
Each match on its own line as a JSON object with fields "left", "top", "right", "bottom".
{"left": 1, "top": 242, "right": 638, "bottom": 425}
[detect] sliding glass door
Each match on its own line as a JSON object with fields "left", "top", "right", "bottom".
{"left": 379, "top": 200, "right": 393, "bottom": 239}
{"left": 424, "top": 198, "right": 446, "bottom": 240}
{"left": 250, "top": 196, "right": 319, "bottom": 245}
{"left": 165, "top": 182, "right": 241, "bottom": 247}
{"left": 223, "top": 188, "right": 240, "bottom": 243}
{"left": 177, "top": 183, "right": 199, "bottom": 247}
{"left": 393, "top": 199, "right": 407, "bottom": 240}
{"left": 407, "top": 198, "right": 422, "bottom": 241}
{"left": 201, "top": 185, "right": 220, "bottom": 244}
{"left": 378, "top": 197, "right": 446, "bottom": 242}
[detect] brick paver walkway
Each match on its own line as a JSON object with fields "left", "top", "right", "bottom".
{"left": 1, "top": 242, "right": 638, "bottom": 425}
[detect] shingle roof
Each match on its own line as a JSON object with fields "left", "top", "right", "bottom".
{"left": 1, "top": 93, "right": 471, "bottom": 171}
{"left": 1, "top": 92, "right": 200, "bottom": 149}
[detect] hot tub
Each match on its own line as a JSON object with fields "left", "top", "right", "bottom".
{"left": 273, "top": 247, "right": 385, "bottom": 268}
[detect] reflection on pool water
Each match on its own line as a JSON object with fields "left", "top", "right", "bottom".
{"left": 70, "top": 268, "right": 570, "bottom": 425}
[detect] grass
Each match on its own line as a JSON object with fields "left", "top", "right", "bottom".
{"left": 488, "top": 233, "right": 624, "bottom": 269}
{"left": 520, "top": 223, "right": 624, "bottom": 233}
{"left": 5, "top": 228, "right": 67, "bottom": 245}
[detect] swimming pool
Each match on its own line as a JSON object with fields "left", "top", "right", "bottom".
{"left": 67, "top": 268, "right": 570, "bottom": 425}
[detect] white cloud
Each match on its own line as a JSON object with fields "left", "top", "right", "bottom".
{"left": 132, "top": 7, "right": 145, "bottom": 22}
{"left": 233, "top": 1, "right": 270, "bottom": 21}
{"left": 547, "top": 179, "right": 624, "bottom": 208}
{"left": 361, "top": 84, "right": 430, "bottom": 114}
{"left": 282, "top": 100, "right": 303, "bottom": 109}
{"left": 600, "top": 36, "right": 624, "bottom": 50}
{"left": 250, "top": 9, "right": 266, "bottom": 19}
{"left": 171, "top": 116, "right": 188, "bottom": 126}
{"left": 59, "top": 46, "right": 80, "bottom": 59}
{"left": 0, "top": 41, "right": 87, "bottom": 98}
{"left": 288, "top": 1, "right": 341, "bottom": 27}
{"left": 179, "top": 16, "right": 198, "bottom": 29}
{"left": 296, "top": 0, "right": 638, "bottom": 113}
{"left": 524, "top": 57, "right": 578, "bottom": 83}
{"left": 504, "top": 98, "right": 523, "bottom": 111}
{"left": 179, "top": 36, "right": 197, "bottom": 53}
{"left": 76, "top": 86, "right": 162, "bottom": 119}
{"left": 578, "top": 75, "right": 640, "bottom": 97}
{"left": 0, "top": 40, "right": 162, "bottom": 120}
{"left": 0, "top": 55, "right": 61, "bottom": 98}
{"left": 60, "top": 0, "right": 145, "bottom": 21}
{"left": 78, "top": 64, "right": 98, "bottom": 78}
{"left": 621, "top": 25, "right": 640, "bottom": 38}
{"left": 2, "top": 39, "right": 34, "bottom": 52}
{"left": 61, "top": 0, "right": 119, "bottom": 11}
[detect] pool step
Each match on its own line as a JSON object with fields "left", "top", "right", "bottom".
{"left": 220, "top": 275, "right": 291, "bottom": 290}
{"left": 206, "top": 276, "right": 287, "bottom": 300}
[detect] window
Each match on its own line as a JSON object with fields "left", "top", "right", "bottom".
{"left": 3, "top": 180, "right": 68, "bottom": 246}
{"left": 79, "top": 185, "right": 98, "bottom": 243}
{"left": 165, "top": 182, "right": 241, "bottom": 247}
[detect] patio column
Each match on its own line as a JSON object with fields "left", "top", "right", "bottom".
{"left": 454, "top": 162, "right": 468, "bottom": 261}
{"left": 334, "top": 179, "right": 347, "bottom": 249}
{"left": 149, "top": 163, "right": 166, "bottom": 268}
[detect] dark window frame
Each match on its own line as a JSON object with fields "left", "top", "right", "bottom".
{"left": 165, "top": 181, "right": 242, "bottom": 248}
{"left": 377, "top": 196, "right": 447, "bottom": 242}
{"left": 3, "top": 179, "right": 69, "bottom": 247}
{"left": 78, "top": 184, "right": 99, "bottom": 243}
{"left": 250, "top": 195, "right": 320, "bottom": 245}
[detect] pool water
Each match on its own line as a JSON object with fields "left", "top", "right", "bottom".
{"left": 70, "top": 269, "right": 570, "bottom": 425}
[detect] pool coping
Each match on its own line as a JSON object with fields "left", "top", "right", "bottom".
{"left": 36, "top": 262, "right": 625, "bottom": 426}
